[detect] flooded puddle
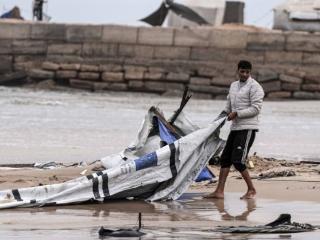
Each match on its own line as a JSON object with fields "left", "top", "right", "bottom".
{"left": 0, "top": 193, "right": 319, "bottom": 240}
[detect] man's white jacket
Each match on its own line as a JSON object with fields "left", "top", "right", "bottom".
{"left": 224, "top": 77, "right": 265, "bottom": 131}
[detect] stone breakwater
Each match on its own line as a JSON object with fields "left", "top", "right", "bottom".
{"left": 1, "top": 21, "right": 320, "bottom": 99}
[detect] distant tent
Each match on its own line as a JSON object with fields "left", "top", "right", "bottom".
{"left": 273, "top": 0, "right": 320, "bottom": 32}
{"left": 0, "top": 6, "right": 24, "bottom": 20}
{"left": 140, "top": 0, "right": 210, "bottom": 26}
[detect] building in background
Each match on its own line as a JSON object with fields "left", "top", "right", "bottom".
{"left": 273, "top": 0, "right": 320, "bottom": 32}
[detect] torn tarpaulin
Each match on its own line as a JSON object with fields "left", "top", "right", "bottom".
{"left": 0, "top": 107, "right": 225, "bottom": 209}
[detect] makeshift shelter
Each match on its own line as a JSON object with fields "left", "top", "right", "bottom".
{"left": 273, "top": 0, "right": 320, "bottom": 32}
{"left": 0, "top": 6, "right": 24, "bottom": 20}
{"left": 0, "top": 92, "right": 225, "bottom": 209}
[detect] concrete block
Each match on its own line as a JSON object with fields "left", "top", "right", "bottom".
{"left": 282, "top": 83, "right": 300, "bottom": 91}
{"left": 100, "top": 64, "right": 122, "bottom": 72}
{"left": 0, "top": 56, "right": 13, "bottom": 73}
{"left": 304, "top": 74, "right": 320, "bottom": 84}
{"left": 48, "top": 44, "right": 82, "bottom": 55}
{"left": 247, "top": 32, "right": 285, "bottom": 51}
{"left": 286, "top": 32, "right": 320, "bottom": 52}
{"left": 42, "top": 62, "right": 59, "bottom": 71}
{"left": 148, "top": 67, "right": 166, "bottom": 73}
{"left": 284, "top": 69, "right": 306, "bottom": 79}
{"left": 134, "top": 45, "right": 154, "bottom": 58}
{"left": 189, "top": 84, "right": 228, "bottom": 95}
{"left": 267, "top": 91, "right": 291, "bottom": 98}
{"left": 190, "top": 77, "right": 211, "bottom": 85}
{"left": 209, "top": 29, "right": 247, "bottom": 49}
{"left": 125, "top": 71, "right": 144, "bottom": 80}
{"left": 35, "top": 79, "right": 56, "bottom": 90}
{"left": 0, "top": 71, "right": 27, "bottom": 85}
{"left": 118, "top": 44, "right": 134, "bottom": 57}
{"left": 257, "top": 69, "right": 279, "bottom": 83}
{"left": 279, "top": 74, "right": 303, "bottom": 84}
{"left": 197, "top": 67, "right": 218, "bottom": 77}
{"left": 192, "top": 92, "right": 213, "bottom": 99}
{"left": 166, "top": 72, "right": 189, "bottom": 83}
{"left": 124, "top": 66, "right": 146, "bottom": 72}
{"left": 303, "top": 53, "right": 320, "bottom": 65}
{"left": 102, "top": 25, "right": 138, "bottom": 43}
{"left": 78, "top": 72, "right": 100, "bottom": 80}
{"left": 301, "top": 84, "right": 320, "bottom": 91}
{"left": 118, "top": 44, "right": 154, "bottom": 58}
{"left": 265, "top": 51, "right": 303, "bottom": 64}
{"left": 47, "top": 55, "right": 83, "bottom": 63}
{"left": 60, "top": 63, "right": 81, "bottom": 71}
{"left": 56, "top": 70, "right": 78, "bottom": 79}
{"left": 0, "top": 22, "right": 30, "bottom": 39}
{"left": 261, "top": 81, "right": 281, "bottom": 93}
{"left": 154, "top": 46, "right": 190, "bottom": 60}
{"left": 102, "top": 72, "right": 124, "bottom": 82}
{"left": 31, "top": 23, "right": 66, "bottom": 40}
{"left": 12, "top": 40, "right": 47, "bottom": 55}
{"left": 0, "top": 40, "right": 12, "bottom": 54}
{"left": 145, "top": 81, "right": 184, "bottom": 92}
{"left": 174, "top": 27, "right": 211, "bottom": 47}
{"left": 225, "top": 50, "right": 265, "bottom": 64}
{"left": 69, "top": 79, "right": 94, "bottom": 91}
{"left": 29, "top": 69, "right": 55, "bottom": 79}
{"left": 109, "top": 83, "right": 128, "bottom": 91}
{"left": 66, "top": 25, "right": 102, "bottom": 42}
{"left": 82, "top": 43, "right": 118, "bottom": 57}
{"left": 138, "top": 27, "right": 174, "bottom": 45}
{"left": 293, "top": 91, "right": 320, "bottom": 99}
{"left": 80, "top": 64, "right": 99, "bottom": 72}
{"left": 128, "top": 80, "right": 144, "bottom": 89}
{"left": 93, "top": 82, "right": 109, "bottom": 91}
{"left": 211, "top": 77, "right": 234, "bottom": 87}
{"left": 144, "top": 72, "right": 164, "bottom": 81}
{"left": 190, "top": 47, "right": 226, "bottom": 61}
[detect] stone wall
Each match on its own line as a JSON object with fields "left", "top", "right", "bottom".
{"left": 1, "top": 21, "right": 320, "bottom": 99}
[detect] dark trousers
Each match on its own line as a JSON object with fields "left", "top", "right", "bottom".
{"left": 220, "top": 130, "right": 256, "bottom": 172}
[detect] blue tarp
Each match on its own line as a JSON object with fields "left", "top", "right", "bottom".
{"left": 157, "top": 117, "right": 215, "bottom": 182}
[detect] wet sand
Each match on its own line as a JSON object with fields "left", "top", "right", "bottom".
{"left": 0, "top": 193, "right": 319, "bottom": 240}
{"left": 0, "top": 159, "right": 319, "bottom": 239}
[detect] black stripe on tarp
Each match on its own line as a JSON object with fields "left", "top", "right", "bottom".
{"left": 12, "top": 189, "right": 22, "bottom": 201}
{"left": 169, "top": 143, "right": 177, "bottom": 178}
{"left": 92, "top": 177, "right": 100, "bottom": 199}
{"left": 86, "top": 174, "right": 93, "bottom": 180}
{"left": 102, "top": 173, "right": 110, "bottom": 197}
{"left": 96, "top": 171, "right": 103, "bottom": 176}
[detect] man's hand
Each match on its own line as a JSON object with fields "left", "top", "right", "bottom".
{"left": 227, "top": 112, "right": 237, "bottom": 121}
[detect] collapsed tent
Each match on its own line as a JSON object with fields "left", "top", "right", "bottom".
{"left": 0, "top": 97, "right": 225, "bottom": 209}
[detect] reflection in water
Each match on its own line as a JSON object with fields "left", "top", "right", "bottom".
{"left": 213, "top": 198, "right": 256, "bottom": 221}
{"left": 1, "top": 194, "right": 320, "bottom": 240}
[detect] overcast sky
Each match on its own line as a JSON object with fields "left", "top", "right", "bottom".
{"left": 1, "top": 0, "right": 285, "bottom": 28}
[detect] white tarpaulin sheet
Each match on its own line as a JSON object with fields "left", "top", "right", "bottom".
{"left": 0, "top": 108, "right": 225, "bottom": 209}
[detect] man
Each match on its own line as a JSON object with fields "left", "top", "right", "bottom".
{"left": 207, "top": 60, "right": 264, "bottom": 199}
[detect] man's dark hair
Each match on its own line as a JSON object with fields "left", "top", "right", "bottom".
{"left": 238, "top": 60, "right": 252, "bottom": 70}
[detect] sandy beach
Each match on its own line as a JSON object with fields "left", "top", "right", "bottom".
{"left": 0, "top": 157, "right": 319, "bottom": 240}
{"left": 0, "top": 87, "right": 320, "bottom": 239}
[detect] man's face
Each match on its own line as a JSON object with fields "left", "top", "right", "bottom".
{"left": 238, "top": 68, "right": 251, "bottom": 82}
